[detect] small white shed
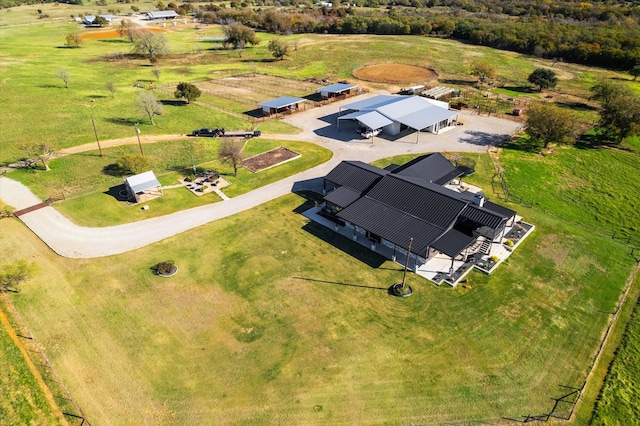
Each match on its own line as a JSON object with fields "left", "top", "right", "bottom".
{"left": 124, "top": 171, "right": 163, "bottom": 203}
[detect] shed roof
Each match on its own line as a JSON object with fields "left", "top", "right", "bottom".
{"left": 317, "top": 83, "right": 358, "bottom": 93}
{"left": 338, "top": 110, "right": 393, "bottom": 130}
{"left": 124, "top": 171, "right": 162, "bottom": 194}
{"left": 258, "top": 96, "right": 306, "bottom": 109}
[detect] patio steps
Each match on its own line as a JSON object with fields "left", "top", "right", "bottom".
{"left": 479, "top": 239, "right": 491, "bottom": 255}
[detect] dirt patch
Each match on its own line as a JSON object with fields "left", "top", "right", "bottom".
{"left": 243, "top": 147, "right": 300, "bottom": 173}
{"left": 80, "top": 27, "right": 165, "bottom": 40}
{"left": 353, "top": 64, "right": 438, "bottom": 84}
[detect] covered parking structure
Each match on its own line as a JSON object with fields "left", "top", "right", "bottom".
{"left": 317, "top": 83, "right": 359, "bottom": 99}
{"left": 258, "top": 96, "right": 307, "bottom": 117}
{"left": 124, "top": 171, "right": 163, "bottom": 203}
{"left": 338, "top": 95, "right": 459, "bottom": 142}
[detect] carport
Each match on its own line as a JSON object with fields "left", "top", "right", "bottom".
{"left": 258, "top": 96, "right": 306, "bottom": 117}
{"left": 337, "top": 111, "right": 393, "bottom": 138}
{"left": 317, "top": 83, "right": 359, "bottom": 99}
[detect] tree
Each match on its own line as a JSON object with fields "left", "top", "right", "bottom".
{"left": 132, "top": 31, "right": 169, "bottom": 62}
{"left": 119, "top": 18, "right": 140, "bottom": 42}
{"left": 137, "top": 92, "right": 163, "bottom": 125}
{"left": 20, "top": 142, "right": 56, "bottom": 171}
{"left": 56, "top": 68, "right": 70, "bottom": 88}
{"left": 598, "top": 92, "right": 640, "bottom": 144}
{"left": 528, "top": 68, "right": 558, "bottom": 91}
{"left": 65, "top": 33, "right": 83, "bottom": 48}
{"left": 0, "top": 260, "right": 36, "bottom": 293}
{"left": 591, "top": 80, "right": 625, "bottom": 104}
{"left": 152, "top": 68, "right": 161, "bottom": 82}
{"left": 630, "top": 65, "right": 640, "bottom": 81}
{"left": 525, "top": 102, "right": 580, "bottom": 148}
{"left": 268, "top": 38, "right": 289, "bottom": 60}
{"left": 93, "top": 15, "right": 109, "bottom": 27}
{"left": 174, "top": 82, "right": 201, "bottom": 104}
{"left": 218, "top": 139, "right": 245, "bottom": 176}
{"left": 106, "top": 81, "right": 116, "bottom": 98}
{"left": 470, "top": 61, "right": 496, "bottom": 85}
{"left": 222, "top": 23, "right": 259, "bottom": 49}
{"left": 117, "top": 153, "right": 149, "bottom": 174}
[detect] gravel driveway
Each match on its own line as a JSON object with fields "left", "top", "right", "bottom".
{"left": 0, "top": 93, "right": 522, "bottom": 258}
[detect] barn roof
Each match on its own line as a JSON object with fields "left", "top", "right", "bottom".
{"left": 258, "top": 96, "right": 306, "bottom": 109}
{"left": 124, "top": 171, "right": 162, "bottom": 194}
{"left": 338, "top": 111, "right": 393, "bottom": 130}
{"left": 341, "top": 95, "right": 458, "bottom": 132}
{"left": 147, "top": 10, "right": 179, "bottom": 19}
{"left": 317, "top": 83, "right": 358, "bottom": 94}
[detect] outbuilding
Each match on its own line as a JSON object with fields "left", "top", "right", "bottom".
{"left": 317, "top": 83, "right": 359, "bottom": 99}
{"left": 147, "top": 10, "right": 179, "bottom": 20}
{"left": 258, "top": 96, "right": 307, "bottom": 117}
{"left": 338, "top": 95, "right": 459, "bottom": 141}
{"left": 124, "top": 171, "right": 163, "bottom": 203}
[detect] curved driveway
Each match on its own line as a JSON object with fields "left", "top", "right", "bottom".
{"left": 0, "top": 96, "right": 521, "bottom": 258}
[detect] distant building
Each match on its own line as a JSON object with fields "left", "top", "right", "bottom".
{"left": 146, "top": 10, "right": 179, "bottom": 20}
{"left": 83, "top": 14, "right": 113, "bottom": 26}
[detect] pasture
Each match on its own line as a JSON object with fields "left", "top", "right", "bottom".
{"left": 1, "top": 3, "right": 640, "bottom": 424}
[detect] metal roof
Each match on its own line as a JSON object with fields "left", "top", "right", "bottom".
{"left": 366, "top": 175, "right": 468, "bottom": 229}
{"left": 124, "top": 171, "right": 161, "bottom": 194}
{"left": 147, "top": 10, "right": 179, "bottom": 18}
{"left": 324, "top": 186, "right": 362, "bottom": 208}
{"left": 317, "top": 83, "right": 358, "bottom": 93}
{"left": 341, "top": 95, "right": 458, "bottom": 131}
{"left": 337, "top": 197, "right": 443, "bottom": 254}
{"left": 423, "top": 86, "right": 455, "bottom": 99}
{"left": 460, "top": 205, "right": 505, "bottom": 229}
{"left": 483, "top": 201, "right": 516, "bottom": 219}
{"left": 258, "top": 96, "right": 306, "bottom": 109}
{"left": 338, "top": 111, "right": 393, "bottom": 130}
{"left": 391, "top": 153, "right": 462, "bottom": 185}
{"left": 324, "top": 161, "right": 388, "bottom": 193}
{"left": 431, "top": 228, "right": 475, "bottom": 258}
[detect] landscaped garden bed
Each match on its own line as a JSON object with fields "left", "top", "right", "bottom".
{"left": 243, "top": 147, "right": 300, "bottom": 173}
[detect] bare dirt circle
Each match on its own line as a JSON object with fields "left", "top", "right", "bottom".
{"left": 353, "top": 64, "right": 438, "bottom": 84}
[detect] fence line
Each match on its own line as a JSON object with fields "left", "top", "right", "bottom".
{"left": 1, "top": 292, "right": 90, "bottom": 425}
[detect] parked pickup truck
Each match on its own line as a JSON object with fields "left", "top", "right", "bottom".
{"left": 191, "top": 128, "right": 224, "bottom": 137}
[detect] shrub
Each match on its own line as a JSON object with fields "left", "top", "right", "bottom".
{"left": 117, "top": 154, "right": 149, "bottom": 174}
{"left": 155, "top": 260, "right": 177, "bottom": 276}
{"left": 489, "top": 255, "right": 499, "bottom": 263}
{"left": 505, "top": 239, "right": 514, "bottom": 247}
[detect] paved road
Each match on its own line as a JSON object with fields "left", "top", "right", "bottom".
{"left": 0, "top": 95, "right": 520, "bottom": 258}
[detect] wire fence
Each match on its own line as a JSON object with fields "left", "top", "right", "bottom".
{"left": 1, "top": 293, "right": 90, "bottom": 425}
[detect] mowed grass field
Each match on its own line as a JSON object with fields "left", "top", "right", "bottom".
{"left": 0, "top": 190, "right": 635, "bottom": 424}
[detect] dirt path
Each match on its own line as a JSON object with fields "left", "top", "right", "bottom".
{"left": 0, "top": 295, "right": 69, "bottom": 425}
{"left": 58, "top": 134, "right": 192, "bottom": 155}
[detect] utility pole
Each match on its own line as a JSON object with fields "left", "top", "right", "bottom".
{"left": 401, "top": 237, "right": 413, "bottom": 292}
{"left": 91, "top": 118, "right": 103, "bottom": 157}
{"left": 134, "top": 123, "right": 144, "bottom": 156}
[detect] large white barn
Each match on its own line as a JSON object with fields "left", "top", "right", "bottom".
{"left": 338, "top": 95, "right": 459, "bottom": 138}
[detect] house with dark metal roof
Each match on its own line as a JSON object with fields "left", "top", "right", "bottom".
{"left": 337, "top": 95, "right": 459, "bottom": 140}
{"left": 318, "top": 153, "right": 522, "bottom": 284}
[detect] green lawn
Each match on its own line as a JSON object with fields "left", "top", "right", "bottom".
{"left": 591, "top": 277, "right": 640, "bottom": 425}
{"left": 0, "top": 303, "right": 64, "bottom": 426}
{"left": 10, "top": 138, "right": 331, "bottom": 227}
